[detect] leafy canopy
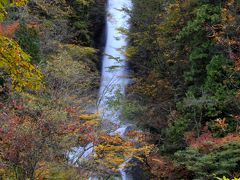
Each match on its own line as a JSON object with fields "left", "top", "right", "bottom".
{"left": 0, "top": 0, "right": 43, "bottom": 91}
{"left": 0, "top": 36, "right": 43, "bottom": 91}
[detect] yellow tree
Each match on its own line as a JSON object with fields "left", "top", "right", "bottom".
{"left": 0, "top": 0, "right": 43, "bottom": 91}
{"left": 93, "top": 131, "right": 154, "bottom": 173}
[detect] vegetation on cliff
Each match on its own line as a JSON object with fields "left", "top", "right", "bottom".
{"left": 124, "top": 0, "right": 240, "bottom": 179}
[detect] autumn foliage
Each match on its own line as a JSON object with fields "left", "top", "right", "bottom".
{"left": 93, "top": 130, "right": 154, "bottom": 173}
{"left": 126, "top": 0, "right": 240, "bottom": 178}
{"left": 1, "top": 0, "right": 240, "bottom": 179}
{"left": 0, "top": 99, "right": 97, "bottom": 179}
{"left": 184, "top": 127, "right": 240, "bottom": 150}
{"left": 0, "top": 21, "right": 19, "bottom": 37}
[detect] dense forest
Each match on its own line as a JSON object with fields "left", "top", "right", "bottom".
{"left": 0, "top": 0, "right": 240, "bottom": 180}
{"left": 124, "top": 0, "right": 240, "bottom": 179}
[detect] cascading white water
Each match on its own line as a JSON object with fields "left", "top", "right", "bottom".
{"left": 98, "top": 0, "right": 132, "bottom": 122}
{"left": 98, "top": 0, "right": 133, "bottom": 179}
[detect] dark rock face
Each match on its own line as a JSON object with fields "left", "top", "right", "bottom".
{"left": 126, "top": 158, "right": 151, "bottom": 180}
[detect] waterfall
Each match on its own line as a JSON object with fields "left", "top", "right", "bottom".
{"left": 98, "top": 0, "right": 133, "bottom": 179}
{"left": 98, "top": 0, "right": 132, "bottom": 123}
{"left": 68, "top": 0, "right": 134, "bottom": 179}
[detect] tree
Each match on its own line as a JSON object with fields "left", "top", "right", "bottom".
{"left": 0, "top": 0, "right": 43, "bottom": 91}
{"left": 0, "top": 36, "right": 43, "bottom": 91}
{"left": 175, "top": 139, "right": 240, "bottom": 179}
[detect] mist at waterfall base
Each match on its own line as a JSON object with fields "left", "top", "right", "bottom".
{"left": 69, "top": 0, "right": 134, "bottom": 179}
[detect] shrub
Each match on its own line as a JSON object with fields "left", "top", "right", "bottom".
{"left": 14, "top": 20, "right": 42, "bottom": 64}
{"left": 175, "top": 141, "right": 240, "bottom": 179}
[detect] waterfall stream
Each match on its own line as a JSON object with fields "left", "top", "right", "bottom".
{"left": 98, "top": 0, "right": 133, "bottom": 179}
{"left": 69, "top": 0, "right": 133, "bottom": 179}
{"left": 99, "top": 0, "right": 132, "bottom": 121}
